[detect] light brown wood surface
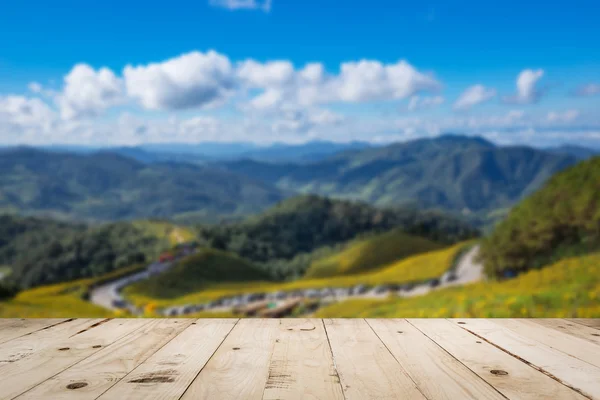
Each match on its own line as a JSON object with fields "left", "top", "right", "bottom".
{"left": 0, "top": 318, "right": 598, "bottom": 400}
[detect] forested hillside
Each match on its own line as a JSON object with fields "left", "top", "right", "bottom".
{"left": 218, "top": 135, "right": 578, "bottom": 215}
{"left": 0, "top": 147, "right": 286, "bottom": 222}
{"left": 196, "top": 195, "right": 479, "bottom": 279}
{"left": 0, "top": 215, "right": 169, "bottom": 289}
{"left": 480, "top": 156, "right": 600, "bottom": 277}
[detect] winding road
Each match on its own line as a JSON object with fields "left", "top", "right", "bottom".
{"left": 89, "top": 261, "right": 172, "bottom": 313}
{"left": 87, "top": 243, "right": 485, "bottom": 317}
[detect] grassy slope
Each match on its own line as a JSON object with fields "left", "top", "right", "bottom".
{"left": 0, "top": 264, "right": 146, "bottom": 318}
{"left": 124, "top": 242, "right": 469, "bottom": 308}
{"left": 125, "top": 248, "right": 272, "bottom": 300}
{"left": 315, "top": 252, "right": 600, "bottom": 318}
{"left": 132, "top": 220, "right": 197, "bottom": 247}
{"left": 304, "top": 229, "right": 443, "bottom": 279}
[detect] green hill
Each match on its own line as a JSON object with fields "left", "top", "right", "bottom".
{"left": 0, "top": 215, "right": 169, "bottom": 289}
{"left": 304, "top": 229, "right": 443, "bottom": 279}
{"left": 196, "top": 195, "right": 479, "bottom": 279}
{"left": 218, "top": 135, "right": 577, "bottom": 215}
{"left": 128, "top": 248, "right": 271, "bottom": 299}
{"left": 480, "top": 156, "right": 600, "bottom": 278}
{"left": 0, "top": 147, "right": 285, "bottom": 222}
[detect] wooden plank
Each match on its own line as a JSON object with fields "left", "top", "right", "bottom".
{"left": 262, "top": 319, "right": 344, "bottom": 400}
{"left": 367, "top": 319, "right": 505, "bottom": 400}
{"left": 532, "top": 319, "right": 600, "bottom": 347}
{"left": 99, "top": 319, "right": 237, "bottom": 400}
{"left": 567, "top": 319, "right": 600, "bottom": 330}
{"left": 0, "top": 318, "right": 69, "bottom": 344}
{"left": 494, "top": 319, "right": 600, "bottom": 368}
{"left": 0, "top": 319, "right": 104, "bottom": 366}
{"left": 410, "top": 319, "right": 586, "bottom": 400}
{"left": 451, "top": 319, "right": 600, "bottom": 399}
{"left": 324, "top": 319, "right": 426, "bottom": 400}
{"left": 0, "top": 318, "right": 149, "bottom": 400}
{"left": 181, "top": 318, "right": 278, "bottom": 400}
{"left": 16, "top": 319, "right": 193, "bottom": 400}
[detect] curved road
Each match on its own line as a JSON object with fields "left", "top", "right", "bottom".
{"left": 88, "top": 244, "right": 484, "bottom": 316}
{"left": 398, "top": 244, "right": 482, "bottom": 298}
{"left": 89, "top": 261, "right": 171, "bottom": 313}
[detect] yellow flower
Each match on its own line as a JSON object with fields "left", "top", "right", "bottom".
{"left": 520, "top": 307, "right": 528, "bottom": 316}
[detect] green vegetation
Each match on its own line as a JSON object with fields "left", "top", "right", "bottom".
{"left": 124, "top": 242, "right": 468, "bottom": 308}
{"left": 304, "top": 229, "right": 443, "bottom": 278}
{"left": 0, "top": 147, "right": 284, "bottom": 222}
{"left": 480, "top": 156, "right": 600, "bottom": 278}
{"left": 314, "top": 252, "right": 600, "bottom": 318}
{"left": 0, "top": 215, "right": 169, "bottom": 289}
{"left": 131, "top": 220, "right": 197, "bottom": 247}
{"left": 127, "top": 248, "right": 272, "bottom": 299}
{"left": 220, "top": 135, "right": 577, "bottom": 214}
{"left": 0, "top": 264, "right": 147, "bottom": 318}
{"left": 197, "top": 195, "right": 479, "bottom": 280}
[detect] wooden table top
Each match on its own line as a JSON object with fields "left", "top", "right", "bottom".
{"left": 0, "top": 318, "right": 599, "bottom": 399}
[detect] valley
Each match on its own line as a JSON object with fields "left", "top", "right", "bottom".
{"left": 0, "top": 135, "right": 598, "bottom": 319}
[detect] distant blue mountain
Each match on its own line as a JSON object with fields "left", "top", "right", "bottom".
{"left": 544, "top": 144, "right": 600, "bottom": 160}
{"left": 21, "top": 140, "right": 375, "bottom": 164}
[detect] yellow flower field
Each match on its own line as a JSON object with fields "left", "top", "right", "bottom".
{"left": 314, "top": 252, "right": 600, "bottom": 318}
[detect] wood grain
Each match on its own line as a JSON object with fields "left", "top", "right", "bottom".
{"left": 0, "top": 318, "right": 149, "bottom": 400}
{"left": 324, "top": 318, "right": 426, "bottom": 400}
{"left": 181, "top": 318, "right": 278, "bottom": 400}
{"left": 567, "top": 319, "right": 600, "bottom": 330}
{"left": 451, "top": 319, "right": 600, "bottom": 399}
{"left": 0, "top": 319, "right": 102, "bottom": 366}
{"left": 368, "top": 319, "right": 505, "bottom": 400}
{"left": 0, "top": 318, "right": 69, "bottom": 344}
{"left": 410, "top": 318, "right": 586, "bottom": 400}
{"left": 532, "top": 319, "right": 600, "bottom": 347}
{"left": 98, "top": 319, "right": 237, "bottom": 400}
{"left": 0, "top": 318, "right": 597, "bottom": 400}
{"left": 493, "top": 319, "right": 600, "bottom": 368}
{"left": 16, "top": 319, "right": 193, "bottom": 400}
{"left": 262, "top": 319, "right": 344, "bottom": 400}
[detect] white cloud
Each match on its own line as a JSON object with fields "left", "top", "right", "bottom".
{"left": 0, "top": 95, "right": 56, "bottom": 129}
{"left": 123, "top": 50, "right": 236, "bottom": 111}
{"left": 547, "top": 110, "right": 580, "bottom": 123}
{"left": 408, "top": 95, "right": 444, "bottom": 111}
{"left": 238, "top": 60, "right": 295, "bottom": 88}
{"left": 240, "top": 59, "right": 441, "bottom": 112}
{"left": 209, "top": 0, "right": 271, "bottom": 12}
{"left": 453, "top": 85, "right": 496, "bottom": 111}
{"left": 56, "top": 64, "right": 124, "bottom": 120}
{"left": 504, "top": 69, "right": 545, "bottom": 104}
{"left": 574, "top": 83, "right": 600, "bottom": 97}
{"left": 332, "top": 60, "right": 440, "bottom": 103}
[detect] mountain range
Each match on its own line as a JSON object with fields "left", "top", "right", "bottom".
{"left": 217, "top": 134, "right": 580, "bottom": 216}
{"left": 0, "top": 135, "right": 589, "bottom": 222}
{"left": 0, "top": 147, "right": 285, "bottom": 222}
{"left": 36, "top": 140, "right": 375, "bottom": 165}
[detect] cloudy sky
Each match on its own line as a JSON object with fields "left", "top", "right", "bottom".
{"left": 1, "top": 0, "right": 599, "bottom": 147}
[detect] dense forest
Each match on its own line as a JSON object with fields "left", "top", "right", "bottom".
{"left": 480, "top": 156, "right": 600, "bottom": 277}
{"left": 196, "top": 195, "right": 479, "bottom": 279}
{"left": 0, "top": 216, "right": 168, "bottom": 289}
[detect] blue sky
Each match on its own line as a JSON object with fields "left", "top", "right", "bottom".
{"left": 0, "top": 0, "right": 599, "bottom": 147}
